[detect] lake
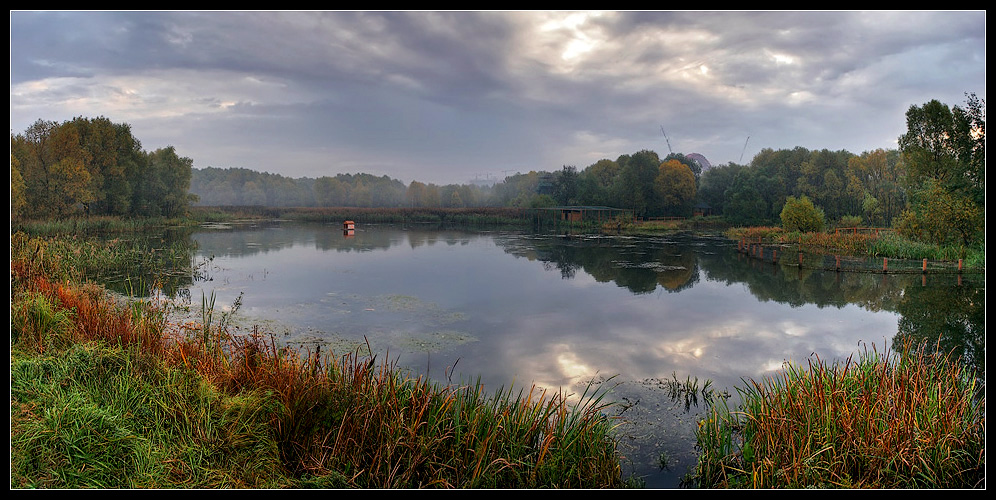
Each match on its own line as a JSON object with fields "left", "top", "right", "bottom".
{"left": 146, "top": 220, "right": 984, "bottom": 488}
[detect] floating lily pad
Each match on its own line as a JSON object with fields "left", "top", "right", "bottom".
{"left": 397, "top": 330, "right": 479, "bottom": 353}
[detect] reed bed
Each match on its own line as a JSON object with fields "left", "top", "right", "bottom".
{"left": 9, "top": 231, "right": 197, "bottom": 297}
{"left": 727, "top": 226, "right": 985, "bottom": 272}
{"left": 10, "top": 234, "right": 626, "bottom": 489}
{"left": 13, "top": 215, "right": 196, "bottom": 237}
{"left": 725, "top": 226, "right": 787, "bottom": 243}
{"left": 693, "top": 343, "right": 985, "bottom": 488}
{"left": 728, "top": 227, "right": 878, "bottom": 256}
{"left": 867, "top": 231, "right": 985, "bottom": 266}
{"left": 610, "top": 218, "right": 683, "bottom": 233}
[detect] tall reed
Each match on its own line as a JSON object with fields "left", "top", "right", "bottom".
{"left": 693, "top": 342, "right": 985, "bottom": 488}
{"left": 10, "top": 233, "right": 627, "bottom": 489}
{"left": 13, "top": 215, "right": 195, "bottom": 237}
{"left": 9, "top": 230, "right": 197, "bottom": 295}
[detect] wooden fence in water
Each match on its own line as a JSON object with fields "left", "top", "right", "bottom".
{"left": 736, "top": 237, "right": 979, "bottom": 276}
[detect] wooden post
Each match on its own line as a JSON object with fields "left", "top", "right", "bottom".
{"left": 922, "top": 258, "right": 927, "bottom": 273}
{"left": 958, "top": 259, "right": 963, "bottom": 273}
{"left": 836, "top": 255, "right": 840, "bottom": 272}
{"left": 772, "top": 249, "right": 777, "bottom": 263}
{"left": 883, "top": 257, "right": 888, "bottom": 272}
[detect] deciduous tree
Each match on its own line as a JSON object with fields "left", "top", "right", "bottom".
{"left": 897, "top": 94, "right": 985, "bottom": 247}
{"left": 10, "top": 155, "right": 27, "bottom": 221}
{"left": 612, "top": 150, "right": 661, "bottom": 217}
{"left": 553, "top": 165, "right": 579, "bottom": 206}
{"left": 654, "top": 159, "right": 696, "bottom": 216}
{"left": 780, "top": 195, "right": 825, "bottom": 233}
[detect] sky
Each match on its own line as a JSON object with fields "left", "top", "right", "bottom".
{"left": 9, "top": 11, "right": 987, "bottom": 185}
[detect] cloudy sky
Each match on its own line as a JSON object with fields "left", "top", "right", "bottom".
{"left": 9, "top": 11, "right": 986, "bottom": 185}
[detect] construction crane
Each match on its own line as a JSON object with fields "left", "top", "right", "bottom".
{"left": 739, "top": 136, "right": 750, "bottom": 163}
{"left": 660, "top": 125, "right": 674, "bottom": 155}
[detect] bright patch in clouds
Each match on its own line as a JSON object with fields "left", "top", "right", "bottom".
{"left": 531, "top": 11, "right": 609, "bottom": 73}
{"left": 772, "top": 52, "right": 796, "bottom": 65}
{"left": 9, "top": 10, "right": 985, "bottom": 183}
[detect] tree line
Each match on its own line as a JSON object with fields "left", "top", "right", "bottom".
{"left": 189, "top": 168, "right": 507, "bottom": 209}
{"left": 186, "top": 150, "right": 702, "bottom": 217}
{"left": 11, "top": 94, "right": 983, "bottom": 250}
{"left": 11, "top": 116, "right": 196, "bottom": 219}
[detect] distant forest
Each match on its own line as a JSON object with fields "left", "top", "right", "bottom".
{"left": 11, "top": 93, "right": 983, "bottom": 249}
{"left": 189, "top": 146, "right": 905, "bottom": 226}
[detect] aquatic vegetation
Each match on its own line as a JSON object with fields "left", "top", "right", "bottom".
{"left": 10, "top": 234, "right": 628, "bottom": 489}
{"left": 12, "top": 215, "right": 197, "bottom": 237}
{"left": 9, "top": 230, "right": 198, "bottom": 297}
{"left": 398, "top": 330, "right": 479, "bottom": 353}
{"left": 692, "top": 343, "right": 985, "bottom": 488}
{"left": 725, "top": 224, "right": 985, "bottom": 270}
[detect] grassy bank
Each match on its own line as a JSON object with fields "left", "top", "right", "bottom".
{"left": 692, "top": 344, "right": 985, "bottom": 488}
{"left": 11, "top": 214, "right": 198, "bottom": 237}
{"left": 725, "top": 226, "right": 985, "bottom": 269}
{"left": 10, "top": 233, "right": 628, "bottom": 489}
{"left": 601, "top": 215, "right": 729, "bottom": 235}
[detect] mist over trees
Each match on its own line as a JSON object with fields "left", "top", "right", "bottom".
{"left": 12, "top": 94, "right": 982, "bottom": 253}
{"left": 186, "top": 149, "right": 704, "bottom": 218}
{"left": 183, "top": 139, "right": 917, "bottom": 231}
{"left": 189, "top": 169, "right": 499, "bottom": 209}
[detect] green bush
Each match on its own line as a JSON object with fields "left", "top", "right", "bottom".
{"left": 837, "top": 214, "right": 863, "bottom": 228}
{"left": 780, "top": 196, "right": 825, "bottom": 233}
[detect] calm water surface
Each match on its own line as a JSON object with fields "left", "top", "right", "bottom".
{"left": 160, "top": 220, "right": 983, "bottom": 488}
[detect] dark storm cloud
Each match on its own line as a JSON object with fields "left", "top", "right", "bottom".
{"left": 11, "top": 12, "right": 192, "bottom": 82}
{"left": 9, "top": 11, "right": 986, "bottom": 184}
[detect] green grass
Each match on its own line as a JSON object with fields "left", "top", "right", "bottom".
{"left": 726, "top": 225, "right": 985, "bottom": 270}
{"left": 10, "top": 233, "right": 628, "bottom": 489}
{"left": 867, "top": 231, "right": 985, "bottom": 266}
{"left": 12, "top": 215, "right": 196, "bottom": 237}
{"left": 9, "top": 231, "right": 198, "bottom": 297}
{"left": 11, "top": 341, "right": 287, "bottom": 488}
{"left": 692, "top": 343, "right": 985, "bottom": 488}
{"left": 605, "top": 215, "right": 729, "bottom": 235}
